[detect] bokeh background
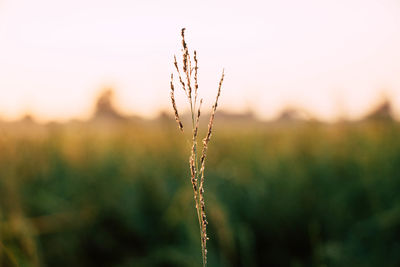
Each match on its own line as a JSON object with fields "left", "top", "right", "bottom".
{"left": 1, "top": 0, "right": 400, "bottom": 266}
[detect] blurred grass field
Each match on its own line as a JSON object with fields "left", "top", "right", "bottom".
{"left": 0, "top": 118, "right": 400, "bottom": 266}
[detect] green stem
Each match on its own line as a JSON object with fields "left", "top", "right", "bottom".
{"left": 190, "top": 97, "right": 206, "bottom": 267}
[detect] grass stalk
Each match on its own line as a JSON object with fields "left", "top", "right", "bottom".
{"left": 170, "top": 28, "right": 224, "bottom": 267}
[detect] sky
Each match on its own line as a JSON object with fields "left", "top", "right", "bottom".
{"left": 0, "top": 0, "right": 400, "bottom": 122}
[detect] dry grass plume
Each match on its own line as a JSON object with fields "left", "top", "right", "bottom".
{"left": 169, "top": 28, "right": 224, "bottom": 267}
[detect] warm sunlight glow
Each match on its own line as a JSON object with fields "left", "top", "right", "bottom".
{"left": 0, "top": 0, "right": 400, "bottom": 121}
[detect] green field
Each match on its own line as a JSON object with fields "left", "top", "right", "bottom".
{"left": 1, "top": 119, "right": 400, "bottom": 266}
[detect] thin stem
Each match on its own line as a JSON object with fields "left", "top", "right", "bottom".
{"left": 171, "top": 28, "right": 223, "bottom": 267}
{"left": 191, "top": 94, "right": 206, "bottom": 267}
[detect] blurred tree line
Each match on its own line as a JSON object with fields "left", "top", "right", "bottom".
{"left": 0, "top": 92, "right": 399, "bottom": 266}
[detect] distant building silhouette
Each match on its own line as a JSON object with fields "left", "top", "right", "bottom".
{"left": 275, "top": 107, "right": 311, "bottom": 122}
{"left": 215, "top": 110, "right": 257, "bottom": 122}
{"left": 19, "top": 113, "right": 35, "bottom": 124}
{"left": 92, "top": 89, "right": 127, "bottom": 121}
{"left": 364, "top": 99, "right": 393, "bottom": 121}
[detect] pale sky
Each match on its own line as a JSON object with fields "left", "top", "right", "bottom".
{"left": 0, "top": 0, "right": 400, "bottom": 122}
